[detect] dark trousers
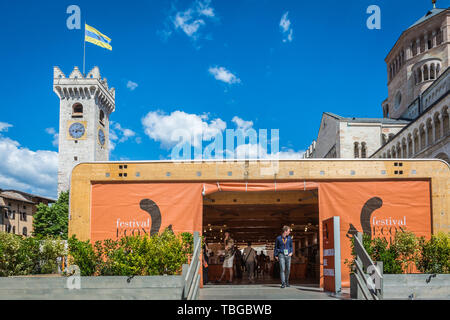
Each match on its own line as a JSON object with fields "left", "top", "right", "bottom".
{"left": 203, "top": 267, "right": 208, "bottom": 285}
{"left": 245, "top": 261, "right": 255, "bottom": 281}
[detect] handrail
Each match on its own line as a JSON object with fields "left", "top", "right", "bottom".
{"left": 353, "top": 233, "right": 383, "bottom": 300}
{"left": 181, "top": 232, "right": 201, "bottom": 300}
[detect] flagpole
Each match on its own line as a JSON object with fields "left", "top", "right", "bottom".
{"left": 83, "top": 21, "right": 86, "bottom": 76}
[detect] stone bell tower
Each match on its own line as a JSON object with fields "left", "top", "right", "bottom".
{"left": 53, "top": 66, "right": 115, "bottom": 194}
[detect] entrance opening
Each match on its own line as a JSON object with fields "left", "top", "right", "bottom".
{"left": 202, "top": 189, "right": 320, "bottom": 286}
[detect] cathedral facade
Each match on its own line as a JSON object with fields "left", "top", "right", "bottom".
{"left": 305, "top": 6, "right": 450, "bottom": 163}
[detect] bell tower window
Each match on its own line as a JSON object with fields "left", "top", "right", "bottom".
{"left": 72, "top": 103, "right": 83, "bottom": 118}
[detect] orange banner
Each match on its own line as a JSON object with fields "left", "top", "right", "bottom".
{"left": 318, "top": 181, "right": 432, "bottom": 288}
{"left": 91, "top": 183, "right": 203, "bottom": 243}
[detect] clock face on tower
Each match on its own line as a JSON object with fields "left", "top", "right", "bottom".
{"left": 98, "top": 128, "right": 106, "bottom": 146}
{"left": 69, "top": 122, "right": 85, "bottom": 139}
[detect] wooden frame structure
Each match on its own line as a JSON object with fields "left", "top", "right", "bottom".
{"left": 69, "top": 159, "right": 449, "bottom": 241}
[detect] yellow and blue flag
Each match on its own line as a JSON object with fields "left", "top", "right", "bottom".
{"left": 85, "top": 24, "right": 112, "bottom": 51}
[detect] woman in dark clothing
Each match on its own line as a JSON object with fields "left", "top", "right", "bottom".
{"left": 202, "top": 243, "right": 209, "bottom": 285}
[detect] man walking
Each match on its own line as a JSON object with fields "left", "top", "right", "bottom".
{"left": 242, "top": 241, "right": 257, "bottom": 283}
{"left": 274, "top": 226, "right": 293, "bottom": 288}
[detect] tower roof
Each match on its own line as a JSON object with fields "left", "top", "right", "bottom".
{"left": 385, "top": 7, "right": 449, "bottom": 61}
{"left": 408, "top": 8, "right": 446, "bottom": 29}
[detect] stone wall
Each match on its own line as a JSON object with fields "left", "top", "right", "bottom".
{"left": 0, "top": 276, "right": 184, "bottom": 300}
{"left": 383, "top": 274, "right": 450, "bottom": 299}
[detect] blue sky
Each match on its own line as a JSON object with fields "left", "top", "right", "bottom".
{"left": 0, "top": 0, "right": 446, "bottom": 198}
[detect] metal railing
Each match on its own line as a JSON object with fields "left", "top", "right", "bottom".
{"left": 181, "top": 231, "right": 201, "bottom": 300}
{"left": 352, "top": 232, "right": 383, "bottom": 300}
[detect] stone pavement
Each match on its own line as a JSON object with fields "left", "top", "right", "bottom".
{"left": 199, "top": 284, "right": 350, "bottom": 300}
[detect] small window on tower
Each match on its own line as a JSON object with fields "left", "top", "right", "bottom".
{"left": 99, "top": 110, "right": 105, "bottom": 125}
{"left": 72, "top": 103, "right": 83, "bottom": 117}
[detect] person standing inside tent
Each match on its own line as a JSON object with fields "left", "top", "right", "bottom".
{"left": 216, "top": 231, "right": 235, "bottom": 284}
{"left": 274, "top": 226, "right": 293, "bottom": 288}
{"left": 242, "top": 241, "right": 257, "bottom": 283}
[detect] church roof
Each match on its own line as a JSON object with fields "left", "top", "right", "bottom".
{"left": 323, "top": 112, "right": 410, "bottom": 124}
{"left": 408, "top": 8, "right": 446, "bottom": 29}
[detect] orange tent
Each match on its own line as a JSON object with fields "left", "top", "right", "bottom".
{"left": 90, "top": 180, "right": 432, "bottom": 287}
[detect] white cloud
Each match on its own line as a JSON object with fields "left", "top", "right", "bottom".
{"left": 209, "top": 66, "right": 241, "bottom": 84}
{"left": 142, "top": 110, "right": 226, "bottom": 149}
{"left": 126, "top": 80, "right": 138, "bottom": 91}
{"left": 232, "top": 116, "right": 253, "bottom": 132}
{"left": 141, "top": 110, "right": 304, "bottom": 160}
{"left": 45, "top": 127, "right": 59, "bottom": 147}
{"left": 280, "top": 12, "right": 293, "bottom": 43}
{"left": 0, "top": 136, "right": 58, "bottom": 198}
{"left": 0, "top": 122, "right": 12, "bottom": 132}
{"left": 163, "top": 0, "right": 216, "bottom": 42}
{"left": 174, "top": 11, "right": 205, "bottom": 38}
{"left": 197, "top": 0, "right": 215, "bottom": 17}
{"left": 109, "top": 122, "right": 138, "bottom": 151}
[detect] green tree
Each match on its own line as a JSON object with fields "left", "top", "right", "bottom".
{"left": 32, "top": 191, "right": 69, "bottom": 239}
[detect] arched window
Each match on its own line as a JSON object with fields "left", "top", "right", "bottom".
{"left": 434, "top": 113, "right": 441, "bottom": 141}
{"left": 420, "top": 36, "right": 425, "bottom": 52}
{"left": 423, "top": 65, "right": 429, "bottom": 81}
{"left": 407, "top": 135, "right": 413, "bottom": 157}
{"left": 419, "top": 125, "right": 426, "bottom": 150}
{"left": 394, "top": 92, "right": 402, "bottom": 111}
{"left": 72, "top": 103, "right": 83, "bottom": 117}
{"left": 438, "top": 29, "right": 443, "bottom": 45}
{"left": 443, "top": 107, "right": 449, "bottom": 134}
{"left": 426, "top": 119, "right": 433, "bottom": 146}
{"left": 354, "top": 142, "right": 359, "bottom": 159}
{"left": 22, "top": 227, "right": 27, "bottom": 237}
{"left": 413, "top": 130, "right": 419, "bottom": 154}
{"left": 430, "top": 64, "right": 435, "bottom": 79}
{"left": 402, "top": 140, "right": 407, "bottom": 158}
{"left": 412, "top": 42, "right": 417, "bottom": 56}
{"left": 361, "top": 142, "right": 367, "bottom": 158}
{"left": 99, "top": 109, "right": 105, "bottom": 124}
